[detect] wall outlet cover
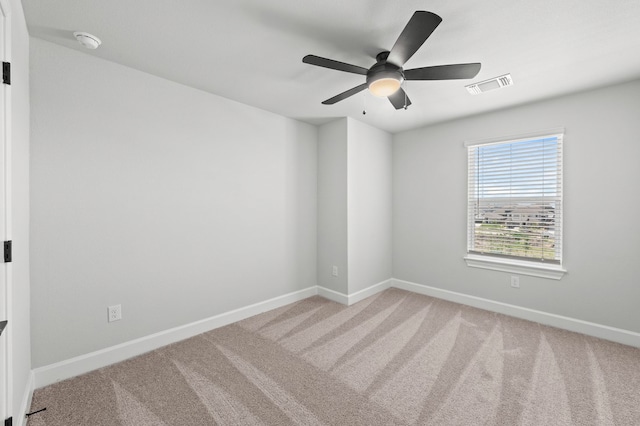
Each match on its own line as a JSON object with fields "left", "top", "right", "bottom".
{"left": 108, "top": 304, "right": 122, "bottom": 322}
{"left": 510, "top": 276, "right": 520, "bottom": 288}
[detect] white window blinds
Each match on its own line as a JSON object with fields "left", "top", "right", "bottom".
{"left": 467, "top": 132, "right": 563, "bottom": 264}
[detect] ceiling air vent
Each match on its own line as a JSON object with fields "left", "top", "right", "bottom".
{"left": 466, "top": 73, "right": 513, "bottom": 95}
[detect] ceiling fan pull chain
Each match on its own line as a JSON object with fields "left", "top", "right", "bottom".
{"left": 363, "top": 91, "right": 367, "bottom": 115}
{"left": 403, "top": 81, "right": 408, "bottom": 109}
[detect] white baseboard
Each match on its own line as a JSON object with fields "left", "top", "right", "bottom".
{"left": 316, "top": 286, "right": 349, "bottom": 305}
{"left": 31, "top": 278, "right": 639, "bottom": 392}
{"left": 17, "top": 371, "right": 34, "bottom": 426}
{"left": 32, "top": 286, "right": 318, "bottom": 389}
{"left": 346, "top": 279, "right": 393, "bottom": 305}
{"left": 317, "top": 279, "right": 393, "bottom": 306}
{"left": 31, "top": 281, "right": 390, "bottom": 390}
{"left": 392, "top": 278, "right": 640, "bottom": 348}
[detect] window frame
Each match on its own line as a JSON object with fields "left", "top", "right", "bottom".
{"left": 463, "top": 129, "right": 567, "bottom": 280}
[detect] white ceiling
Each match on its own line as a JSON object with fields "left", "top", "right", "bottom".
{"left": 21, "top": 0, "right": 640, "bottom": 134}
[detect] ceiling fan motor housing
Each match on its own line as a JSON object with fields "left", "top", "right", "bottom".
{"left": 367, "top": 62, "right": 403, "bottom": 83}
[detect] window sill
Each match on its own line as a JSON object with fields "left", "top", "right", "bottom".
{"left": 464, "top": 254, "right": 567, "bottom": 280}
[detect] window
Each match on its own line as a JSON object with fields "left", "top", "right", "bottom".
{"left": 464, "top": 129, "right": 566, "bottom": 279}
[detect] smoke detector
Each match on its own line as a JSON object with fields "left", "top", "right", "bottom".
{"left": 466, "top": 74, "right": 513, "bottom": 95}
{"left": 73, "top": 32, "right": 102, "bottom": 50}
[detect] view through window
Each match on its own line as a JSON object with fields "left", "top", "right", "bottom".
{"left": 467, "top": 132, "right": 563, "bottom": 263}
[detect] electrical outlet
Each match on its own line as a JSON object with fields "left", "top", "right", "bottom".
{"left": 108, "top": 304, "right": 122, "bottom": 322}
{"left": 332, "top": 266, "right": 338, "bottom": 277}
{"left": 510, "top": 276, "right": 520, "bottom": 288}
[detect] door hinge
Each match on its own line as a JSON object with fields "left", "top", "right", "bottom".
{"left": 4, "top": 241, "right": 11, "bottom": 263}
{"left": 2, "top": 62, "right": 9, "bottom": 85}
{"left": 5, "top": 417, "right": 12, "bottom": 426}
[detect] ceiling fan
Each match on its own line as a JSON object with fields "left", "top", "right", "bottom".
{"left": 302, "top": 11, "right": 481, "bottom": 110}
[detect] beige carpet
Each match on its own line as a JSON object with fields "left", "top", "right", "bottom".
{"left": 28, "top": 288, "right": 640, "bottom": 425}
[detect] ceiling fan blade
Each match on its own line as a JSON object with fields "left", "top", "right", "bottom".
{"left": 303, "top": 55, "right": 369, "bottom": 75}
{"left": 388, "top": 88, "right": 412, "bottom": 110}
{"left": 387, "top": 11, "right": 442, "bottom": 67}
{"left": 404, "top": 63, "right": 482, "bottom": 80}
{"left": 322, "top": 83, "right": 368, "bottom": 105}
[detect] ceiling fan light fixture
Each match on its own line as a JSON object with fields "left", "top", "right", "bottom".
{"left": 368, "top": 77, "right": 402, "bottom": 97}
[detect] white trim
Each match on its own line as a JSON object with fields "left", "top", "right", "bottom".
{"left": 346, "top": 279, "right": 392, "bottom": 305}
{"left": 391, "top": 278, "right": 640, "bottom": 348}
{"left": 464, "top": 254, "right": 567, "bottom": 280}
{"left": 16, "top": 371, "right": 33, "bottom": 426}
{"left": 317, "top": 279, "right": 393, "bottom": 306}
{"left": 463, "top": 127, "right": 565, "bottom": 147}
{"left": 28, "top": 279, "right": 640, "bottom": 392}
{"left": 316, "top": 286, "right": 349, "bottom": 305}
{"left": 0, "top": 1, "right": 12, "bottom": 421}
{"left": 32, "top": 286, "right": 318, "bottom": 389}
{"left": 31, "top": 281, "right": 397, "bottom": 389}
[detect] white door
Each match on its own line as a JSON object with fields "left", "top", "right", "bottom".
{"left": 0, "top": 0, "right": 8, "bottom": 421}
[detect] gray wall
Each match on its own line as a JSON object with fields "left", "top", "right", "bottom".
{"left": 8, "top": 0, "right": 31, "bottom": 418}
{"left": 28, "top": 27, "right": 639, "bottom": 377}
{"left": 317, "top": 118, "right": 393, "bottom": 295}
{"left": 30, "top": 38, "right": 318, "bottom": 367}
{"left": 393, "top": 79, "right": 640, "bottom": 333}
{"left": 347, "top": 119, "right": 392, "bottom": 293}
{"left": 317, "top": 119, "right": 348, "bottom": 293}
